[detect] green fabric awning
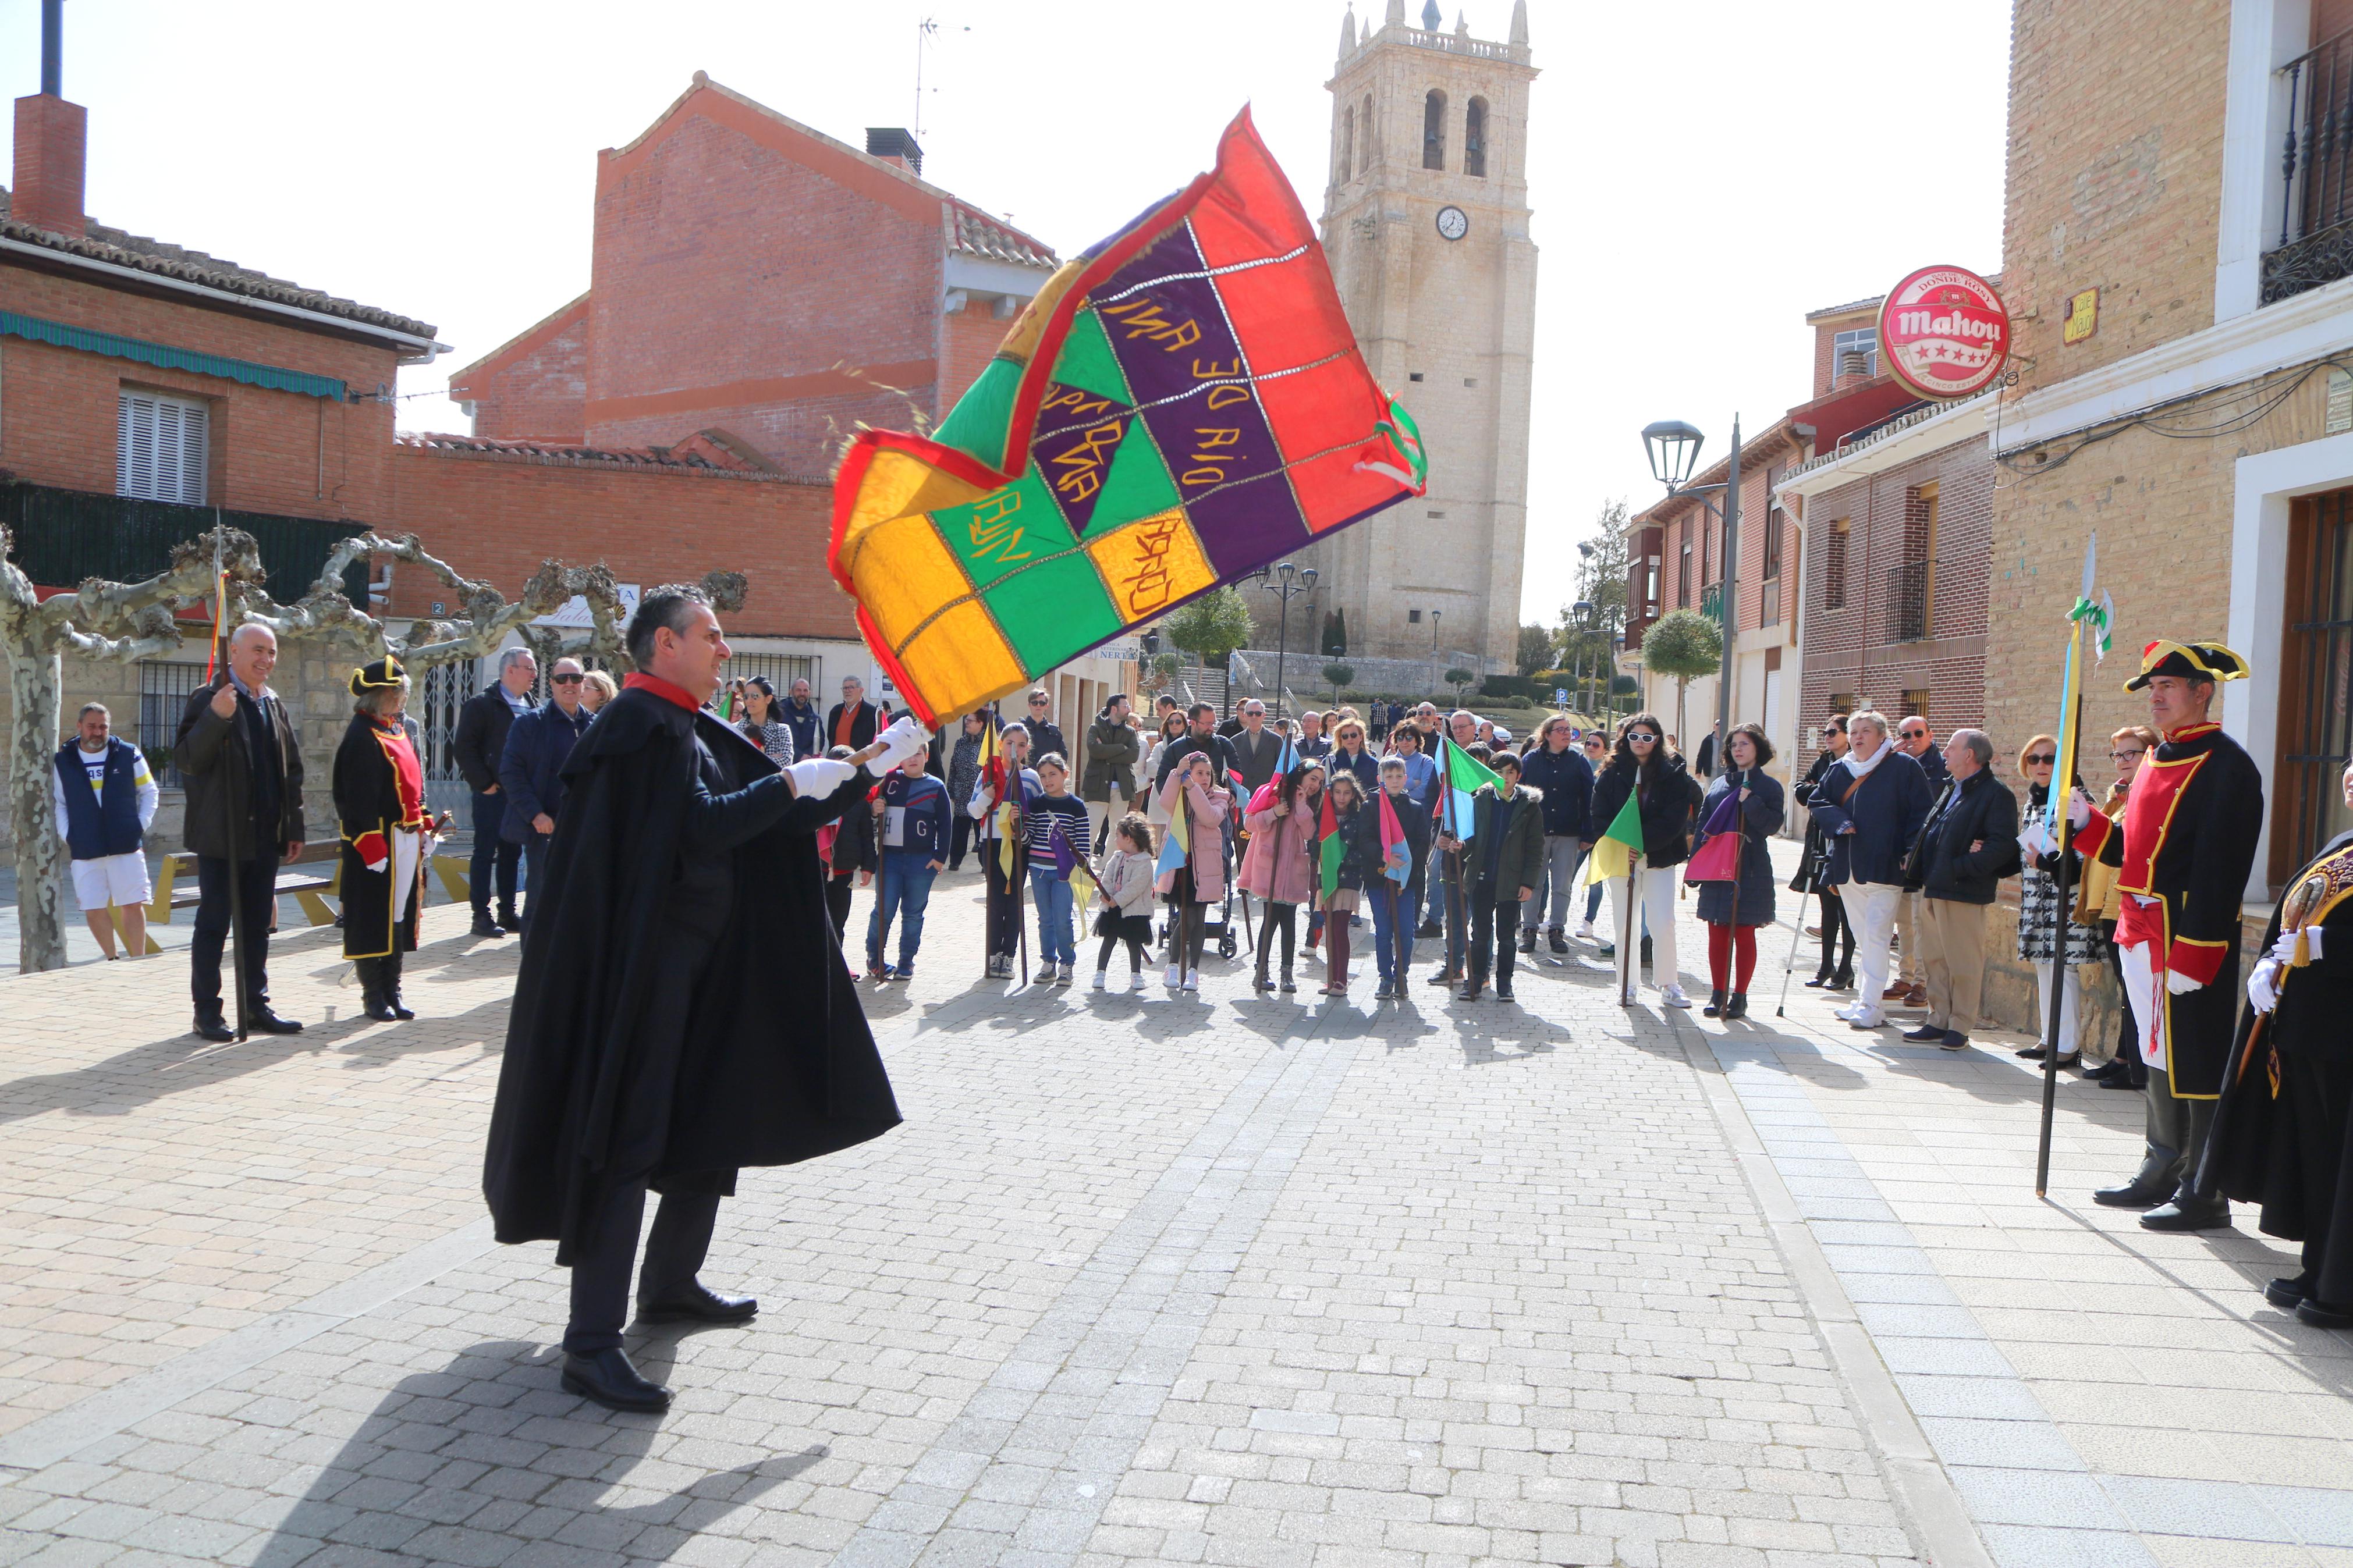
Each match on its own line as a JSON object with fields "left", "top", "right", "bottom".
{"left": 0, "top": 310, "right": 349, "bottom": 400}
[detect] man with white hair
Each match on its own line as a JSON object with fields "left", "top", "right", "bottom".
{"left": 454, "top": 646, "right": 537, "bottom": 936}
{"left": 1805, "top": 710, "right": 1933, "bottom": 1030}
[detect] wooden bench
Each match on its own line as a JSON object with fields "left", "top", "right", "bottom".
{"left": 147, "top": 849, "right": 340, "bottom": 930}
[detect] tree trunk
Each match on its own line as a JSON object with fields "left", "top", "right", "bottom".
{"left": 7, "top": 639, "right": 68, "bottom": 973}
{"left": 1674, "top": 677, "right": 1689, "bottom": 755}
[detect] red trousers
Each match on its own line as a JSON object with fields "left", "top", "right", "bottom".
{"left": 1707, "top": 922, "right": 1759, "bottom": 994}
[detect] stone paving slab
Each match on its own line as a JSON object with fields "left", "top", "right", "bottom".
{"left": 4, "top": 835, "right": 2341, "bottom": 1566}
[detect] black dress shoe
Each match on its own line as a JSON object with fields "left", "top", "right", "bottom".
{"left": 248, "top": 1011, "right": 303, "bottom": 1035}
{"left": 1804, "top": 973, "right": 1836, "bottom": 989}
{"left": 470, "top": 913, "right": 503, "bottom": 938}
{"left": 2093, "top": 1179, "right": 2174, "bottom": 1209}
{"left": 637, "top": 1281, "right": 759, "bottom": 1325}
{"left": 193, "top": 1015, "right": 235, "bottom": 1043}
{"left": 560, "top": 1347, "right": 671, "bottom": 1412}
{"left": 1903, "top": 1024, "right": 1946, "bottom": 1042}
{"left": 2267, "top": 1274, "right": 2313, "bottom": 1311}
{"left": 2140, "top": 1197, "right": 2230, "bottom": 1232}
{"left": 496, "top": 911, "right": 523, "bottom": 935}
{"left": 1940, "top": 1031, "right": 1971, "bottom": 1051}
{"left": 2100, "top": 1072, "right": 2145, "bottom": 1090}
{"left": 2299, "top": 1297, "right": 2353, "bottom": 1329}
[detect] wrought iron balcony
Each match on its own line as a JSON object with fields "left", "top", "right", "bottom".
{"left": 2266, "top": 27, "right": 2353, "bottom": 305}
{"left": 0, "top": 483, "right": 368, "bottom": 603}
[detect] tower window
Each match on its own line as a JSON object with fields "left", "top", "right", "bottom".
{"left": 1465, "top": 98, "right": 1488, "bottom": 178}
{"left": 1422, "top": 90, "right": 1447, "bottom": 171}
{"left": 1409, "top": 609, "right": 1423, "bottom": 624}
{"left": 1338, "top": 105, "right": 1354, "bottom": 184}
{"left": 1361, "top": 94, "right": 1375, "bottom": 172}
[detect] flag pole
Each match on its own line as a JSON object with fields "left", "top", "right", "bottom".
{"left": 2035, "top": 535, "right": 2098, "bottom": 1197}
{"left": 1618, "top": 852, "right": 1640, "bottom": 1006}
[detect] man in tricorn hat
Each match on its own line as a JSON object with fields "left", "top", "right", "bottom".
{"left": 2070, "top": 639, "right": 2262, "bottom": 1230}
{"left": 484, "top": 583, "right": 928, "bottom": 1411}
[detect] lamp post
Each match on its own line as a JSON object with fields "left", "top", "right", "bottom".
{"left": 1429, "top": 607, "right": 1443, "bottom": 701}
{"left": 1254, "top": 562, "right": 1317, "bottom": 723}
{"left": 1571, "top": 599, "right": 1595, "bottom": 718}
{"left": 1641, "top": 414, "right": 1741, "bottom": 767}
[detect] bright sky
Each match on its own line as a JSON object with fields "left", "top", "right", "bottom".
{"left": 10, "top": 0, "right": 2010, "bottom": 628}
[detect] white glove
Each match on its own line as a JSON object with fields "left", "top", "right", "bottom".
{"left": 2166, "top": 966, "right": 2204, "bottom": 995}
{"left": 870, "top": 716, "right": 930, "bottom": 774}
{"left": 785, "top": 757, "right": 857, "bottom": 798}
{"left": 2272, "top": 925, "right": 2325, "bottom": 965}
{"left": 2249, "top": 957, "right": 2281, "bottom": 1015}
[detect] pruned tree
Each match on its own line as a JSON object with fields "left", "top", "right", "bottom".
{"left": 3, "top": 524, "right": 647, "bottom": 973}
{"left": 1321, "top": 661, "right": 1355, "bottom": 701}
{"left": 1445, "top": 666, "right": 1476, "bottom": 703}
{"left": 1638, "top": 607, "right": 1723, "bottom": 750}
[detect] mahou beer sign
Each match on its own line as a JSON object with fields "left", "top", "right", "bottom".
{"left": 1878, "top": 265, "right": 2009, "bottom": 400}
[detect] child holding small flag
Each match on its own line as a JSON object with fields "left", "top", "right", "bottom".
{"left": 1156, "top": 752, "right": 1231, "bottom": 992}
{"left": 1092, "top": 816, "right": 1159, "bottom": 991}
{"left": 1240, "top": 761, "right": 1326, "bottom": 994}
{"left": 1023, "top": 755, "right": 1092, "bottom": 984}
{"left": 1317, "top": 774, "right": 1368, "bottom": 996}
{"left": 1355, "top": 757, "right": 1432, "bottom": 1001}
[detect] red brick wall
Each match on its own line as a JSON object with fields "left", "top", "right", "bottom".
{"left": 940, "top": 298, "right": 1007, "bottom": 412}
{"left": 1796, "top": 435, "right": 1994, "bottom": 777}
{"left": 384, "top": 444, "right": 852, "bottom": 641}
{"left": 455, "top": 298, "right": 588, "bottom": 442}
{"left": 0, "top": 261, "right": 404, "bottom": 520}
{"left": 583, "top": 95, "right": 944, "bottom": 477}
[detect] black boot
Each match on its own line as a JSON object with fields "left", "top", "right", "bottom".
{"left": 385, "top": 947, "right": 415, "bottom": 1021}
{"left": 1517, "top": 927, "right": 1536, "bottom": 955}
{"left": 1725, "top": 992, "right": 1749, "bottom": 1019}
{"left": 1703, "top": 989, "right": 1726, "bottom": 1017}
{"left": 357, "top": 958, "right": 396, "bottom": 1022}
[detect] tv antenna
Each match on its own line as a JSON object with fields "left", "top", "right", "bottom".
{"left": 914, "top": 16, "right": 967, "bottom": 141}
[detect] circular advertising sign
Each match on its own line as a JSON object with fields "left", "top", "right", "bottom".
{"left": 1876, "top": 265, "right": 2009, "bottom": 400}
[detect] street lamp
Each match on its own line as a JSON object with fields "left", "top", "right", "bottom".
{"left": 1571, "top": 599, "right": 1595, "bottom": 717}
{"left": 1639, "top": 413, "right": 1742, "bottom": 769}
{"left": 1254, "top": 562, "right": 1317, "bottom": 723}
{"left": 1429, "top": 607, "right": 1443, "bottom": 701}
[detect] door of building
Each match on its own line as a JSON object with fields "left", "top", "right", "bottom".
{"left": 2277, "top": 488, "right": 2353, "bottom": 887}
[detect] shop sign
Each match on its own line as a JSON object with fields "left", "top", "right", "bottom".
{"left": 1878, "top": 265, "right": 2010, "bottom": 400}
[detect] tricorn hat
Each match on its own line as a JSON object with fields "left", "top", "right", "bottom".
{"left": 349, "top": 655, "right": 407, "bottom": 698}
{"left": 2123, "top": 639, "right": 2251, "bottom": 692}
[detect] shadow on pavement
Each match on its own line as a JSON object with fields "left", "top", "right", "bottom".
{"left": 248, "top": 1339, "right": 826, "bottom": 1567}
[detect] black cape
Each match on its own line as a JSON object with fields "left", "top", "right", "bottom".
{"left": 2202, "top": 831, "right": 2353, "bottom": 1289}
{"left": 332, "top": 713, "right": 427, "bottom": 961}
{"left": 482, "top": 687, "right": 900, "bottom": 1261}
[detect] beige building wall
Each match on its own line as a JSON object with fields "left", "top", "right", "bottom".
{"left": 1300, "top": 2, "right": 1536, "bottom": 673}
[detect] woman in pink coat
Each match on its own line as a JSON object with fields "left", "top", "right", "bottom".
{"left": 1156, "top": 751, "right": 1231, "bottom": 992}
{"left": 1241, "top": 761, "right": 1326, "bottom": 994}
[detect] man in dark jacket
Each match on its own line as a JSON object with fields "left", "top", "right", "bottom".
{"left": 1019, "top": 687, "right": 1067, "bottom": 764}
{"left": 499, "top": 656, "right": 595, "bottom": 930}
{"left": 453, "top": 648, "right": 535, "bottom": 936}
{"left": 483, "top": 584, "right": 927, "bottom": 1412}
{"left": 781, "top": 676, "right": 822, "bottom": 759}
{"left": 1889, "top": 716, "right": 1950, "bottom": 1005}
{"left": 174, "top": 623, "right": 307, "bottom": 1040}
{"left": 826, "top": 674, "right": 885, "bottom": 752}
{"left": 1154, "top": 702, "right": 1238, "bottom": 790}
{"left": 1516, "top": 715, "right": 1595, "bottom": 955}
{"left": 1900, "top": 729, "right": 2019, "bottom": 1051}
{"left": 1806, "top": 711, "right": 1933, "bottom": 1029}
{"left": 1450, "top": 755, "right": 1546, "bottom": 1001}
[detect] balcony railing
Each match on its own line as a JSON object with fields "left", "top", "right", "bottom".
{"left": 1, "top": 483, "right": 369, "bottom": 605}
{"left": 1886, "top": 560, "right": 1933, "bottom": 643}
{"left": 1700, "top": 582, "right": 1724, "bottom": 627}
{"left": 2267, "top": 27, "right": 2353, "bottom": 304}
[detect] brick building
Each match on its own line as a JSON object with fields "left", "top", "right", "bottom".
{"left": 1619, "top": 308, "right": 1914, "bottom": 785}
{"left": 449, "top": 74, "right": 1059, "bottom": 479}
{"left": 1990, "top": 0, "right": 2353, "bottom": 900}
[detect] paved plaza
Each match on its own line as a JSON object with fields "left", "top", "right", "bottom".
{"left": 3, "top": 842, "right": 2352, "bottom": 1568}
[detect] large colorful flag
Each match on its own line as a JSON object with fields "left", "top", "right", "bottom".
{"left": 1438, "top": 738, "right": 1503, "bottom": 840}
{"left": 829, "top": 109, "right": 1426, "bottom": 727}
{"left": 1376, "top": 790, "right": 1412, "bottom": 885}
{"left": 1582, "top": 790, "right": 1645, "bottom": 887}
{"left": 1318, "top": 791, "right": 1345, "bottom": 902}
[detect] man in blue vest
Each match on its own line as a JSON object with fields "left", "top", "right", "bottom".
{"left": 52, "top": 702, "right": 160, "bottom": 961}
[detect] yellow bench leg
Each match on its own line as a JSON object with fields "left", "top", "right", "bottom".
{"left": 433, "top": 856, "right": 471, "bottom": 904}
{"left": 295, "top": 888, "right": 338, "bottom": 927}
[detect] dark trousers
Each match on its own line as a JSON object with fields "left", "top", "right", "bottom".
{"left": 191, "top": 852, "right": 281, "bottom": 1018}
{"left": 1466, "top": 887, "right": 1517, "bottom": 986}
{"left": 470, "top": 791, "right": 521, "bottom": 917}
{"left": 563, "top": 928, "right": 726, "bottom": 1354}
{"left": 521, "top": 835, "right": 550, "bottom": 928}
{"left": 1816, "top": 887, "right": 1855, "bottom": 977}
{"left": 949, "top": 812, "right": 977, "bottom": 871}
{"left": 985, "top": 841, "right": 1023, "bottom": 959}
{"left": 825, "top": 872, "right": 855, "bottom": 943}
{"left": 2287, "top": 1050, "right": 2353, "bottom": 1302}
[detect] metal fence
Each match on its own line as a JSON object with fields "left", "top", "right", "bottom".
{"left": 2, "top": 482, "right": 371, "bottom": 604}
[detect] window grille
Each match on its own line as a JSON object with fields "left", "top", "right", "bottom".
{"left": 139, "top": 660, "right": 206, "bottom": 787}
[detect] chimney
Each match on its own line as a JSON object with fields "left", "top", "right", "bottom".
{"left": 13, "top": 0, "right": 86, "bottom": 237}
{"left": 865, "top": 127, "right": 923, "bottom": 177}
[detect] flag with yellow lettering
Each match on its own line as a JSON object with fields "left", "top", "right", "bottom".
{"left": 829, "top": 108, "right": 1425, "bottom": 727}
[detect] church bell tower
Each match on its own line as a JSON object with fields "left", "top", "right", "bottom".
{"left": 1302, "top": 0, "right": 1536, "bottom": 674}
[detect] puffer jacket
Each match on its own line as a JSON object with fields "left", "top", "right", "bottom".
{"left": 1586, "top": 754, "right": 1705, "bottom": 869}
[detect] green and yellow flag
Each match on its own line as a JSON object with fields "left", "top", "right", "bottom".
{"left": 1581, "top": 790, "right": 1644, "bottom": 886}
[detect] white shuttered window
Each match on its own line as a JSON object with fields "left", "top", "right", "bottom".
{"left": 116, "top": 391, "right": 209, "bottom": 505}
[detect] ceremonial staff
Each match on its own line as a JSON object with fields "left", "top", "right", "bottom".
{"left": 212, "top": 527, "right": 251, "bottom": 1044}
{"left": 2035, "top": 535, "right": 2105, "bottom": 1197}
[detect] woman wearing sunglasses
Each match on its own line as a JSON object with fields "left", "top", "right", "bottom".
{"left": 2014, "top": 734, "right": 2105, "bottom": 1066}
{"left": 1586, "top": 714, "right": 1705, "bottom": 1007}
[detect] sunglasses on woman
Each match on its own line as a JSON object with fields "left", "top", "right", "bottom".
{"left": 2025, "top": 753, "right": 2056, "bottom": 766}
{"left": 1628, "top": 732, "right": 1658, "bottom": 743}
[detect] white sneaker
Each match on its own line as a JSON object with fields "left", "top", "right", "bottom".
{"left": 1661, "top": 984, "right": 1693, "bottom": 1008}
{"left": 1183, "top": 970, "right": 1200, "bottom": 992}
{"left": 1055, "top": 962, "right": 1073, "bottom": 985}
{"left": 1165, "top": 963, "right": 1183, "bottom": 988}
{"left": 1573, "top": 920, "right": 1596, "bottom": 940}
{"left": 1129, "top": 970, "right": 1149, "bottom": 993}
{"left": 1092, "top": 970, "right": 1107, "bottom": 991}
